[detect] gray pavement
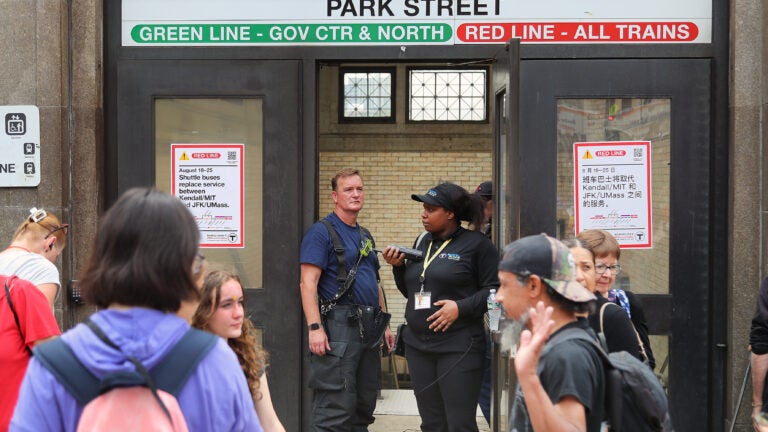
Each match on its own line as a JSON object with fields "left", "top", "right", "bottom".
{"left": 370, "top": 415, "right": 490, "bottom": 432}
{"left": 370, "top": 390, "right": 490, "bottom": 432}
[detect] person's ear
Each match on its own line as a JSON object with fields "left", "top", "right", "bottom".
{"left": 46, "top": 237, "right": 56, "bottom": 252}
{"left": 528, "top": 275, "right": 544, "bottom": 298}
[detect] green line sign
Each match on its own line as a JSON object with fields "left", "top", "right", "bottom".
{"left": 131, "top": 23, "right": 453, "bottom": 44}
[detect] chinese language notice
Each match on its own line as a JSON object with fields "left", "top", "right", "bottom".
{"left": 574, "top": 141, "right": 652, "bottom": 248}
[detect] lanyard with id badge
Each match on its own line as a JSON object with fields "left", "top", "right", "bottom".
{"left": 415, "top": 239, "right": 452, "bottom": 310}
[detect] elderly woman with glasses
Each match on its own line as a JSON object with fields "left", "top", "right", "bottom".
{"left": 0, "top": 207, "right": 69, "bottom": 307}
{"left": 562, "top": 238, "right": 644, "bottom": 362}
{"left": 577, "top": 228, "right": 656, "bottom": 369}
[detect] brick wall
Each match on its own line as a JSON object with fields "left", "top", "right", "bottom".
{"left": 317, "top": 63, "right": 494, "bottom": 330}
{"left": 318, "top": 153, "right": 492, "bottom": 328}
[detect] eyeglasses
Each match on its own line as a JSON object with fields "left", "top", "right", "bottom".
{"left": 43, "top": 224, "right": 69, "bottom": 239}
{"left": 193, "top": 253, "right": 206, "bottom": 275}
{"left": 595, "top": 263, "right": 621, "bottom": 275}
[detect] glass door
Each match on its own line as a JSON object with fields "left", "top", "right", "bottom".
{"left": 519, "top": 58, "right": 714, "bottom": 430}
{"left": 114, "top": 60, "right": 302, "bottom": 431}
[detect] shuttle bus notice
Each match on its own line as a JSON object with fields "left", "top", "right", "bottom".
{"left": 172, "top": 143, "right": 244, "bottom": 248}
{"left": 574, "top": 141, "right": 652, "bottom": 249}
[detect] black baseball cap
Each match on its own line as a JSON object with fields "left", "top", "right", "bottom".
{"left": 476, "top": 181, "right": 492, "bottom": 197}
{"left": 499, "top": 234, "right": 594, "bottom": 303}
{"left": 411, "top": 183, "right": 458, "bottom": 212}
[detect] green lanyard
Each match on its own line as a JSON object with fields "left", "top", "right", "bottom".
{"left": 419, "top": 239, "right": 452, "bottom": 294}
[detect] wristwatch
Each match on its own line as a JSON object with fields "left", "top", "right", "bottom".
{"left": 308, "top": 322, "right": 322, "bottom": 331}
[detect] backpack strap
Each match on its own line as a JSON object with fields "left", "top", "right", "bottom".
{"left": 414, "top": 231, "right": 429, "bottom": 249}
{"left": 33, "top": 324, "right": 219, "bottom": 407}
{"left": 598, "top": 302, "right": 609, "bottom": 333}
{"left": 360, "top": 226, "right": 379, "bottom": 283}
{"left": 4, "top": 276, "right": 32, "bottom": 356}
{"left": 34, "top": 337, "right": 99, "bottom": 405}
{"left": 151, "top": 328, "right": 218, "bottom": 395}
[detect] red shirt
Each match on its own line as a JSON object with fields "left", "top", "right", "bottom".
{"left": 0, "top": 276, "right": 61, "bottom": 431}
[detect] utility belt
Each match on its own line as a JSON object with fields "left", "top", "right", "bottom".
{"left": 323, "top": 304, "right": 390, "bottom": 349}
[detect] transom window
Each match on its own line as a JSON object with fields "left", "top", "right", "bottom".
{"left": 408, "top": 68, "right": 487, "bottom": 122}
{"left": 339, "top": 68, "right": 395, "bottom": 122}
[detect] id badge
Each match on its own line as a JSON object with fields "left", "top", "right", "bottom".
{"left": 414, "top": 292, "right": 432, "bottom": 310}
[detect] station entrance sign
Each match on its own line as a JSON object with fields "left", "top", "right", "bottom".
{"left": 123, "top": 0, "right": 712, "bottom": 46}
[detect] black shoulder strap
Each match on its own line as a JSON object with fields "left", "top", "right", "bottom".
{"left": 33, "top": 325, "right": 219, "bottom": 406}
{"left": 544, "top": 327, "right": 612, "bottom": 365}
{"left": 4, "top": 277, "right": 32, "bottom": 356}
{"left": 414, "top": 231, "right": 429, "bottom": 249}
{"left": 321, "top": 218, "right": 348, "bottom": 285}
{"left": 359, "top": 226, "right": 380, "bottom": 283}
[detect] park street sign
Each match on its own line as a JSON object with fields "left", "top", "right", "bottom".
{"left": 122, "top": 0, "right": 712, "bottom": 45}
{"left": 0, "top": 106, "right": 40, "bottom": 187}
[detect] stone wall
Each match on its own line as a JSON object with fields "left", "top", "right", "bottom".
{"left": 0, "top": 0, "right": 102, "bottom": 329}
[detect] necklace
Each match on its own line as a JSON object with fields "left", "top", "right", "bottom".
{"left": 5, "top": 245, "right": 31, "bottom": 253}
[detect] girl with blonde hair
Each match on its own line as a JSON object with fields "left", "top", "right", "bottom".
{"left": 0, "top": 207, "right": 68, "bottom": 307}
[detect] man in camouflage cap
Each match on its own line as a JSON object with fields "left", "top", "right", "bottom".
{"left": 495, "top": 234, "right": 605, "bottom": 432}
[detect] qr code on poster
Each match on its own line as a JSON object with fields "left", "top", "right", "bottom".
{"left": 228, "top": 151, "right": 236, "bottom": 161}
{"left": 634, "top": 148, "right": 643, "bottom": 157}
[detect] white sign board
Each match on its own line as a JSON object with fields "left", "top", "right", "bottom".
{"left": 573, "top": 141, "right": 652, "bottom": 249}
{"left": 172, "top": 144, "right": 244, "bottom": 248}
{"left": 122, "top": 0, "right": 711, "bottom": 46}
{"left": 0, "top": 106, "right": 41, "bottom": 187}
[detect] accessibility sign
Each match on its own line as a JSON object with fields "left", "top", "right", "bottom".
{"left": 171, "top": 144, "right": 244, "bottom": 248}
{"left": 0, "top": 106, "right": 40, "bottom": 187}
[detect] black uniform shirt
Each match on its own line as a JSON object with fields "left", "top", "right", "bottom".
{"left": 393, "top": 226, "right": 499, "bottom": 352}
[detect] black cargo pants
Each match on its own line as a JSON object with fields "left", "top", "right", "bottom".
{"left": 309, "top": 305, "right": 382, "bottom": 432}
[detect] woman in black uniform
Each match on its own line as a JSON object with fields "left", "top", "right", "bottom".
{"left": 383, "top": 181, "right": 499, "bottom": 432}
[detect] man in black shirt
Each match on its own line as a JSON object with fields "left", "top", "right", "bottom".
{"left": 494, "top": 234, "right": 605, "bottom": 432}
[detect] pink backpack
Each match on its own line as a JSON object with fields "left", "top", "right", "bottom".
{"left": 34, "top": 319, "right": 217, "bottom": 431}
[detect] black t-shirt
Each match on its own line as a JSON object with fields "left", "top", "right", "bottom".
{"left": 509, "top": 319, "right": 606, "bottom": 432}
{"left": 392, "top": 227, "right": 499, "bottom": 352}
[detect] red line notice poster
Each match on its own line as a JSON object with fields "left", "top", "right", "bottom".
{"left": 574, "top": 141, "right": 652, "bottom": 249}
{"left": 172, "top": 144, "right": 244, "bottom": 248}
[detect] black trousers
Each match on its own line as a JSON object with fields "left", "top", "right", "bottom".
{"left": 406, "top": 338, "right": 485, "bottom": 432}
{"left": 309, "top": 305, "right": 381, "bottom": 432}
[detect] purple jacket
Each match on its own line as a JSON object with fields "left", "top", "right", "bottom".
{"left": 10, "top": 308, "right": 262, "bottom": 431}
